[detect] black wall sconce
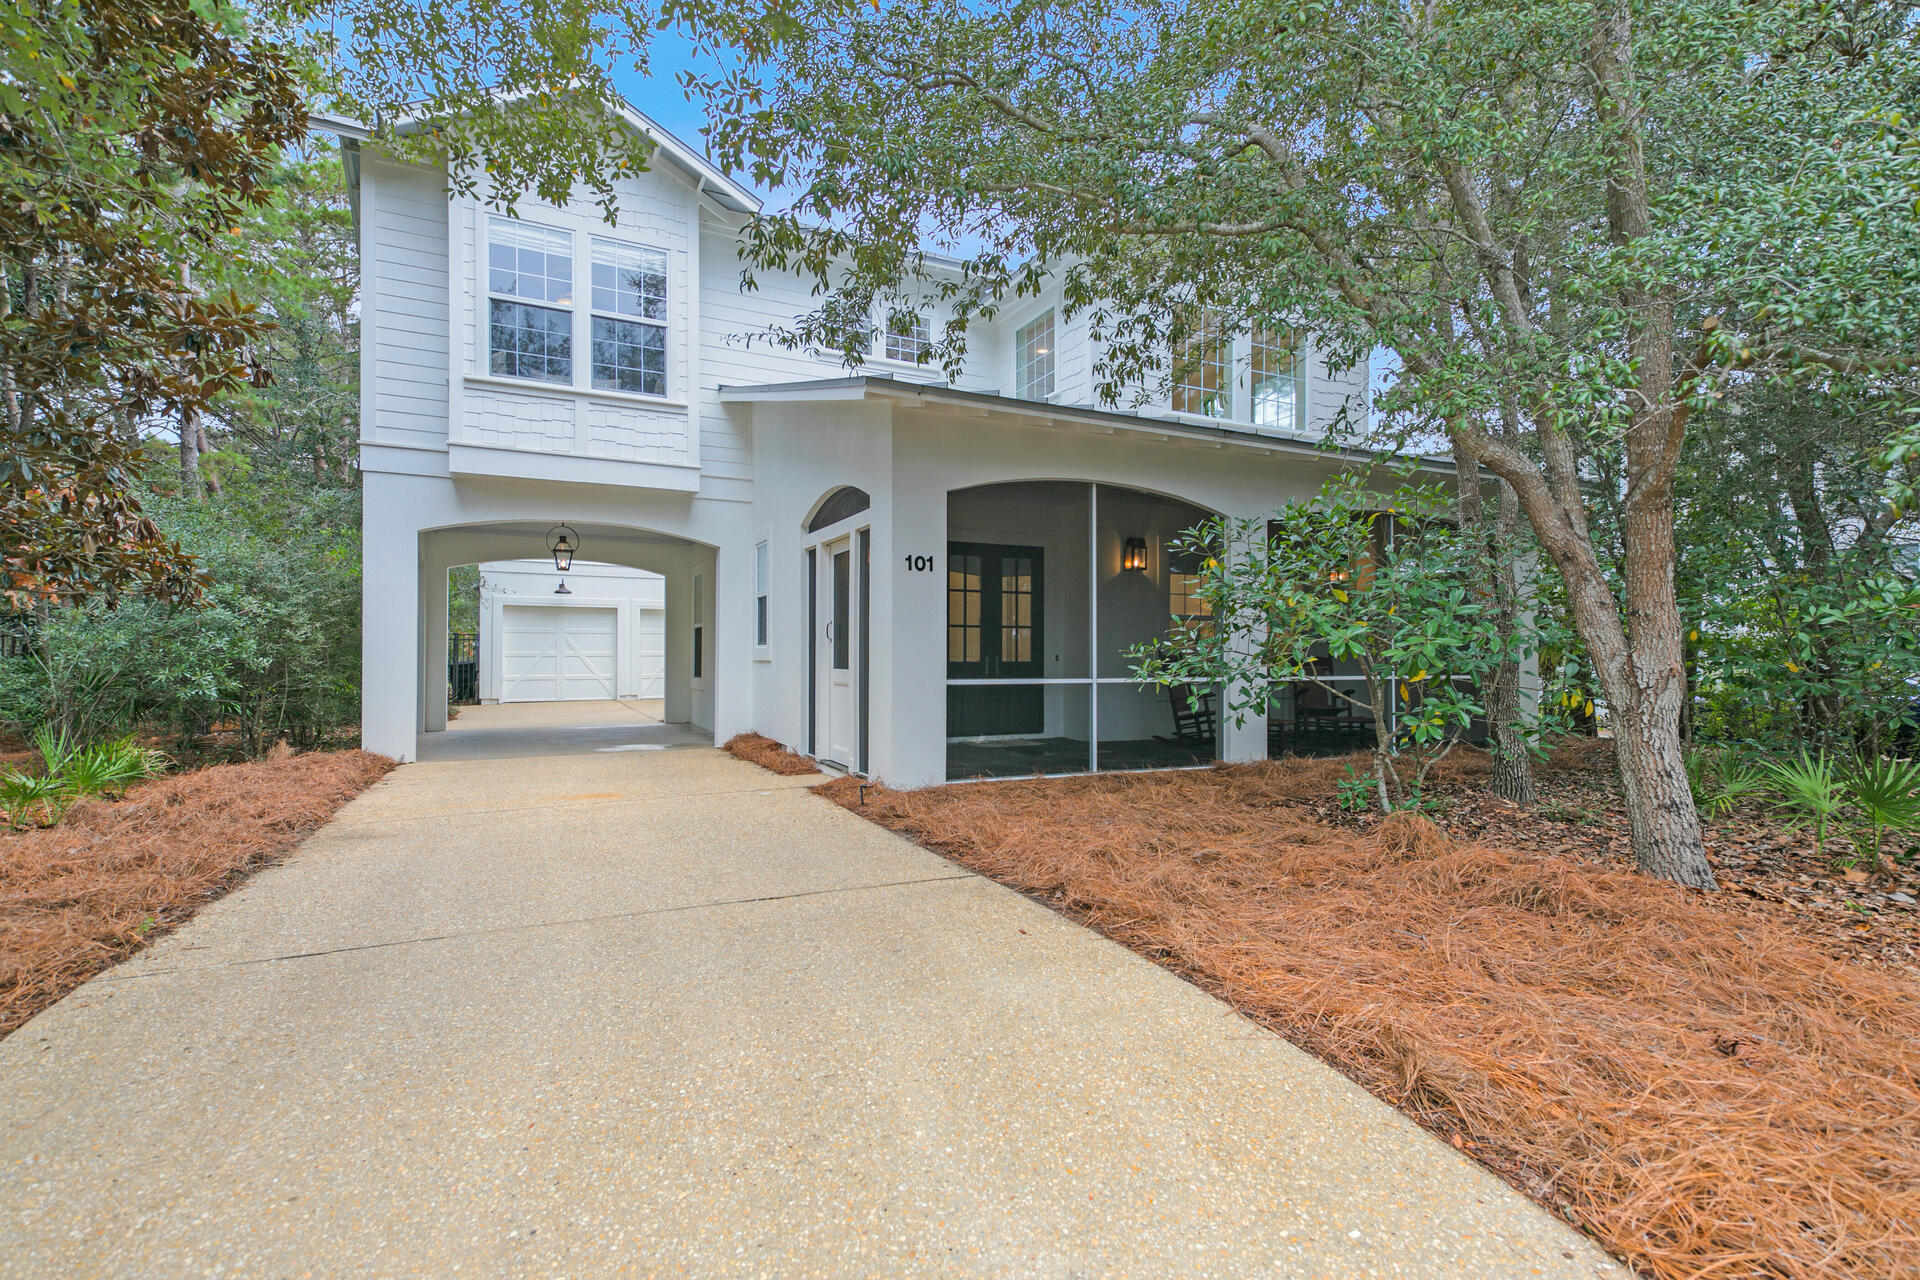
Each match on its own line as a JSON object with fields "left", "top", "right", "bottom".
{"left": 1122, "top": 536, "right": 1149, "bottom": 572}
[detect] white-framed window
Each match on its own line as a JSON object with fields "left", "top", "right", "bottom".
{"left": 487, "top": 218, "right": 574, "bottom": 384}
{"left": 1251, "top": 324, "right": 1304, "bottom": 434}
{"left": 589, "top": 238, "right": 668, "bottom": 397}
{"left": 1171, "top": 310, "right": 1230, "bottom": 418}
{"left": 883, "top": 311, "right": 931, "bottom": 363}
{"left": 753, "top": 541, "right": 769, "bottom": 649}
{"left": 1015, "top": 310, "right": 1056, "bottom": 400}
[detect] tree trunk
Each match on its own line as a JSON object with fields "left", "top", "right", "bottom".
{"left": 1451, "top": 420, "right": 1717, "bottom": 888}
{"left": 1609, "top": 681, "right": 1716, "bottom": 889}
{"left": 179, "top": 408, "right": 203, "bottom": 499}
{"left": 1452, "top": 450, "right": 1538, "bottom": 804}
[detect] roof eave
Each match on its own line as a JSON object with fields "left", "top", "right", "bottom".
{"left": 718, "top": 376, "right": 1449, "bottom": 473}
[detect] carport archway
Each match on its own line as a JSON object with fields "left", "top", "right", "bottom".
{"left": 417, "top": 521, "right": 720, "bottom": 757}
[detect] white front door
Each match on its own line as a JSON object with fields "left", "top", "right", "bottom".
{"left": 499, "top": 605, "right": 617, "bottom": 701}
{"left": 816, "top": 537, "right": 859, "bottom": 767}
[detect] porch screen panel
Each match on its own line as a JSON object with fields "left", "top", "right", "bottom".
{"left": 1092, "top": 486, "right": 1221, "bottom": 769}
{"left": 946, "top": 481, "right": 1091, "bottom": 778}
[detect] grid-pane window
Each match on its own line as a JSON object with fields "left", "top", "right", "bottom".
{"left": 754, "top": 542, "right": 769, "bottom": 647}
{"left": 885, "top": 312, "right": 930, "bottom": 363}
{"left": 590, "top": 317, "right": 666, "bottom": 396}
{"left": 488, "top": 219, "right": 573, "bottom": 384}
{"left": 948, "top": 553, "right": 982, "bottom": 663}
{"left": 1169, "top": 572, "right": 1212, "bottom": 619}
{"left": 1251, "top": 325, "right": 1304, "bottom": 433}
{"left": 589, "top": 239, "right": 668, "bottom": 396}
{"left": 1015, "top": 311, "right": 1056, "bottom": 400}
{"left": 1172, "top": 311, "right": 1229, "bottom": 418}
{"left": 1000, "top": 555, "right": 1035, "bottom": 664}
{"left": 489, "top": 301, "right": 572, "bottom": 384}
{"left": 489, "top": 219, "right": 572, "bottom": 303}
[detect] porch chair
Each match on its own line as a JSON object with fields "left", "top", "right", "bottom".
{"left": 1162, "top": 684, "right": 1218, "bottom": 745}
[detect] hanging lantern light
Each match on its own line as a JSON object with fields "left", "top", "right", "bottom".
{"left": 1122, "top": 537, "right": 1149, "bottom": 572}
{"left": 547, "top": 523, "right": 579, "bottom": 594}
{"left": 547, "top": 523, "right": 579, "bottom": 572}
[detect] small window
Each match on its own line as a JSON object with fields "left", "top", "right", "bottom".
{"left": 832, "top": 550, "right": 852, "bottom": 670}
{"left": 589, "top": 239, "right": 668, "bottom": 396}
{"left": 1170, "top": 569, "right": 1215, "bottom": 639}
{"left": 1251, "top": 325, "right": 1304, "bottom": 434}
{"left": 1172, "top": 310, "right": 1229, "bottom": 419}
{"left": 1015, "top": 310, "right": 1056, "bottom": 400}
{"left": 884, "top": 311, "right": 930, "bottom": 363}
{"left": 754, "top": 541, "right": 769, "bottom": 648}
{"left": 1169, "top": 572, "right": 1211, "bottom": 618}
{"left": 487, "top": 218, "right": 573, "bottom": 384}
{"left": 692, "top": 573, "right": 705, "bottom": 680}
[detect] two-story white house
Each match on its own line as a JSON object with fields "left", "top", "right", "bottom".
{"left": 331, "top": 101, "right": 1410, "bottom": 786}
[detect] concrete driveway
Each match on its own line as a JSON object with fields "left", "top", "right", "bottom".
{"left": 0, "top": 738, "right": 1626, "bottom": 1279}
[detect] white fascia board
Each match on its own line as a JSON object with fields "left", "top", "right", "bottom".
{"left": 309, "top": 112, "right": 373, "bottom": 142}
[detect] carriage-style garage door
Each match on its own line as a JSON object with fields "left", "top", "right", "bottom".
{"left": 499, "top": 605, "right": 618, "bottom": 702}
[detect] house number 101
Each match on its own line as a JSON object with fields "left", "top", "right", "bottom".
{"left": 903, "top": 555, "right": 935, "bottom": 572}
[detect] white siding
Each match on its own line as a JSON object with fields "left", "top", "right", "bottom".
{"left": 367, "top": 157, "right": 451, "bottom": 450}
{"left": 357, "top": 135, "right": 1368, "bottom": 484}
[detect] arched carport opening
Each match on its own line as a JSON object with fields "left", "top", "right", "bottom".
{"left": 944, "top": 480, "right": 1219, "bottom": 779}
{"left": 416, "top": 521, "right": 720, "bottom": 756}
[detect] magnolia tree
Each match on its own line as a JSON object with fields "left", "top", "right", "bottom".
{"left": 689, "top": 0, "right": 1920, "bottom": 888}
{"left": 1133, "top": 481, "right": 1550, "bottom": 813}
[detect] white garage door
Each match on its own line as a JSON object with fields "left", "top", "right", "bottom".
{"left": 500, "top": 606, "right": 617, "bottom": 702}
{"left": 635, "top": 608, "right": 665, "bottom": 699}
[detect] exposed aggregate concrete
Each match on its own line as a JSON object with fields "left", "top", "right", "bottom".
{"left": 1, "top": 714, "right": 1627, "bottom": 1278}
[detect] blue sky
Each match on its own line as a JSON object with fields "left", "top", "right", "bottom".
{"left": 608, "top": 36, "right": 746, "bottom": 175}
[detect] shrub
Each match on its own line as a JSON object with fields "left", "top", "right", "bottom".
{"left": 1683, "top": 745, "right": 1769, "bottom": 818}
{"left": 1764, "top": 749, "right": 1845, "bottom": 858}
{"left": 0, "top": 734, "right": 167, "bottom": 830}
{"left": 0, "top": 478, "right": 359, "bottom": 754}
{"left": 1840, "top": 754, "right": 1920, "bottom": 876}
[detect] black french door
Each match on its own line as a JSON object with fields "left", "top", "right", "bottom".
{"left": 947, "top": 542, "right": 1045, "bottom": 736}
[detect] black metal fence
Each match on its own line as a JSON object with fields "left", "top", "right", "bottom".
{"left": 0, "top": 616, "right": 36, "bottom": 660}
{"left": 449, "top": 631, "right": 479, "bottom": 705}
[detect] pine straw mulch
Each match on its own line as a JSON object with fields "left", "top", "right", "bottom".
{"left": 0, "top": 749, "right": 394, "bottom": 1038}
{"left": 816, "top": 763, "right": 1920, "bottom": 1280}
{"left": 723, "top": 732, "right": 821, "bottom": 776}
{"left": 1287, "top": 743, "right": 1920, "bottom": 974}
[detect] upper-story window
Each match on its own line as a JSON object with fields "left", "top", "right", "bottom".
{"left": 1251, "top": 325, "right": 1304, "bottom": 434}
{"left": 590, "top": 239, "right": 669, "bottom": 396}
{"left": 486, "top": 216, "right": 670, "bottom": 398}
{"left": 488, "top": 218, "right": 573, "bottom": 384}
{"left": 1015, "top": 310, "right": 1056, "bottom": 400}
{"left": 884, "top": 312, "right": 931, "bottom": 363}
{"left": 1171, "top": 311, "right": 1230, "bottom": 419}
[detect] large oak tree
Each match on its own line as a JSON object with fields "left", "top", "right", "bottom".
{"left": 688, "top": 0, "right": 1920, "bottom": 888}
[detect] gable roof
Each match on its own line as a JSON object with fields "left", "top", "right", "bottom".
{"left": 309, "top": 94, "right": 760, "bottom": 217}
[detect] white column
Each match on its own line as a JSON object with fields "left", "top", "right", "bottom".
{"left": 1218, "top": 515, "right": 1270, "bottom": 765}
{"left": 361, "top": 472, "right": 421, "bottom": 763}
{"left": 710, "top": 541, "right": 750, "bottom": 744}
{"left": 421, "top": 555, "right": 450, "bottom": 734}
{"left": 661, "top": 548, "right": 692, "bottom": 725}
